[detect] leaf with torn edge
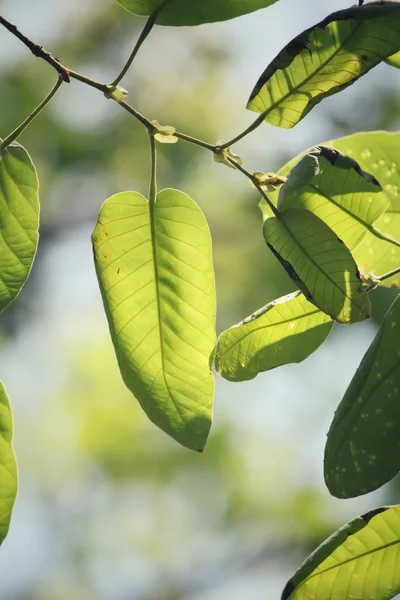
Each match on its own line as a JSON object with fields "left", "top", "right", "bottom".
{"left": 278, "top": 145, "right": 389, "bottom": 250}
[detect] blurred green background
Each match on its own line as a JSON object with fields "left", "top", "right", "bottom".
{"left": 0, "top": 0, "right": 399, "bottom": 598}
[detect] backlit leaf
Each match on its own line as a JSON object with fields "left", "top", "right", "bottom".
{"left": 215, "top": 291, "right": 333, "bottom": 382}
{"left": 263, "top": 208, "right": 370, "bottom": 324}
{"left": 0, "top": 381, "right": 17, "bottom": 545}
{"left": 0, "top": 143, "right": 39, "bottom": 314}
{"left": 324, "top": 295, "right": 400, "bottom": 498}
{"left": 117, "top": 0, "right": 279, "bottom": 26}
{"left": 262, "top": 131, "right": 400, "bottom": 287}
{"left": 248, "top": 2, "right": 400, "bottom": 128}
{"left": 92, "top": 188, "right": 216, "bottom": 451}
{"left": 278, "top": 145, "right": 389, "bottom": 250}
{"left": 282, "top": 505, "right": 400, "bottom": 600}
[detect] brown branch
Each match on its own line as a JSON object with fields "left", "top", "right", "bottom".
{"left": 0, "top": 15, "right": 70, "bottom": 82}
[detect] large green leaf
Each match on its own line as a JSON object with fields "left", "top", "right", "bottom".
{"left": 92, "top": 188, "right": 216, "bottom": 451}
{"left": 0, "top": 143, "right": 39, "bottom": 314}
{"left": 324, "top": 295, "right": 400, "bottom": 498}
{"left": 263, "top": 131, "right": 400, "bottom": 287}
{"left": 278, "top": 146, "right": 389, "bottom": 250}
{"left": 215, "top": 291, "right": 333, "bottom": 382}
{"left": 117, "top": 0, "right": 279, "bottom": 26}
{"left": 263, "top": 208, "right": 370, "bottom": 324}
{"left": 248, "top": 2, "right": 400, "bottom": 128}
{"left": 0, "top": 381, "right": 17, "bottom": 545}
{"left": 281, "top": 505, "right": 400, "bottom": 600}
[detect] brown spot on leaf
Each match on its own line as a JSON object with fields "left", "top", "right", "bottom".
{"left": 391, "top": 282, "right": 399, "bottom": 288}
{"left": 117, "top": 268, "right": 120, "bottom": 275}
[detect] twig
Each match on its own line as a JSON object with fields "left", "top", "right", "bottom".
{"left": 1, "top": 76, "right": 64, "bottom": 151}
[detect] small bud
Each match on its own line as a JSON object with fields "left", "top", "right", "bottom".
{"left": 104, "top": 85, "right": 129, "bottom": 103}
{"left": 250, "top": 171, "right": 287, "bottom": 191}
{"left": 213, "top": 144, "right": 243, "bottom": 169}
{"left": 151, "top": 120, "right": 178, "bottom": 144}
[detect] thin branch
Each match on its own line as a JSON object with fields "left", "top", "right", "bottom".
{"left": 118, "top": 100, "right": 153, "bottom": 128}
{"left": 0, "top": 14, "right": 109, "bottom": 92}
{"left": 148, "top": 131, "right": 157, "bottom": 206}
{"left": 377, "top": 266, "right": 400, "bottom": 284}
{"left": 227, "top": 157, "right": 280, "bottom": 217}
{"left": 218, "top": 112, "right": 267, "bottom": 150}
{"left": 174, "top": 130, "right": 216, "bottom": 151}
{"left": 111, "top": 0, "right": 174, "bottom": 86}
{"left": 1, "top": 75, "right": 64, "bottom": 151}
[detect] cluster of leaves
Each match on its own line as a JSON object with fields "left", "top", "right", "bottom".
{"left": 0, "top": 1, "right": 400, "bottom": 598}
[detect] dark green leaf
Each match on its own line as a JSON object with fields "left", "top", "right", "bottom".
{"left": 92, "top": 189, "right": 216, "bottom": 451}
{"left": 282, "top": 505, "right": 400, "bottom": 600}
{"left": 248, "top": 2, "right": 400, "bottom": 128}
{"left": 324, "top": 295, "right": 400, "bottom": 498}
{"left": 278, "top": 145, "right": 389, "bottom": 250}
{"left": 0, "top": 143, "right": 39, "bottom": 314}
{"left": 117, "top": 0, "right": 279, "bottom": 26}
{"left": 215, "top": 291, "right": 333, "bottom": 382}
{"left": 263, "top": 208, "right": 370, "bottom": 324}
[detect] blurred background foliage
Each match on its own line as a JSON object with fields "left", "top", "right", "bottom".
{"left": 0, "top": 0, "right": 399, "bottom": 598}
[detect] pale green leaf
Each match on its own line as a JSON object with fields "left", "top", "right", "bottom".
{"left": 262, "top": 131, "right": 400, "bottom": 287}
{"left": 282, "top": 505, "right": 400, "bottom": 600}
{"left": 92, "top": 188, "right": 216, "bottom": 451}
{"left": 263, "top": 208, "right": 370, "bottom": 324}
{"left": 215, "top": 291, "right": 333, "bottom": 382}
{"left": 0, "top": 143, "right": 39, "bottom": 314}
{"left": 0, "top": 381, "right": 17, "bottom": 545}
{"left": 278, "top": 145, "right": 389, "bottom": 250}
{"left": 324, "top": 295, "right": 400, "bottom": 498}
{"left": 248, "top": 3, "right": 400, "bottom": 128}
{"left": 117, "top": 0, "right": 279, "bottom": 26}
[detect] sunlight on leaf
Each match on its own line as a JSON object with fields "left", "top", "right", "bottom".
{"left": 0, "top": 143, "right": 39, "bottom": 314}
{"left": 282, "top": 505, "right": 400, "bottom": 600}
{"left": 215, "top": 291, "right": 333, "bottom": 382}
{"left": 325, "top": 295, "right": 400, "bottom": 498}
{"left": 263, "top": 208, "right": 370, "bottom": 324}
{"left": 92, "top": 188, "right": 216, "bottom": 451}
{"left": 0, "top": 382, "right": 17, "bottom": 546}
{"left": 117, "top": 0, "right": 279, "bottom": 26}
{"left": 278, "top": 145, "right": 389, "bottom": 250}
{"left": 263, "top": 132, "right": 400, "bottom": 287}
{"left": 248, "top": 3, "right": 400, "bottom": 127}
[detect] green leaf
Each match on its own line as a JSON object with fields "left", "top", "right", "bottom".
{"left": 278, "top": 145, "right": 389, "bottom": 250}
{"left": 324, "top": 295, "right": 400, "bottom": 498}
{"left": 262, "top": 131, "right": 400, "bottom": 287}
{"left": 117, "top": 0, "right": 279, "bottom": 26}
{"left": 263, "top": 208, "right": 370, "bottom": 324}
{"left": 332, "top": 132, "right": 400, "bottom": 288}
{"left": 0, "top": 143, "right": 39, "bottom": 314}
{"left": 92, "top": 188, "right": 216, "bottom": 451}
{"left": 248, "top": 2, "right": 400, "bottom": 128}
{"left": 281, "top": 505, "right": 400, "bottom": 600}
{"left": 0, "top": 381, "right": 17, "bottom": 545}
{"left": 215, "top": 291, "right": 333, "bottom": 382}
{"left": 386, "top": 51, "right": 400, "bottom": 68}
